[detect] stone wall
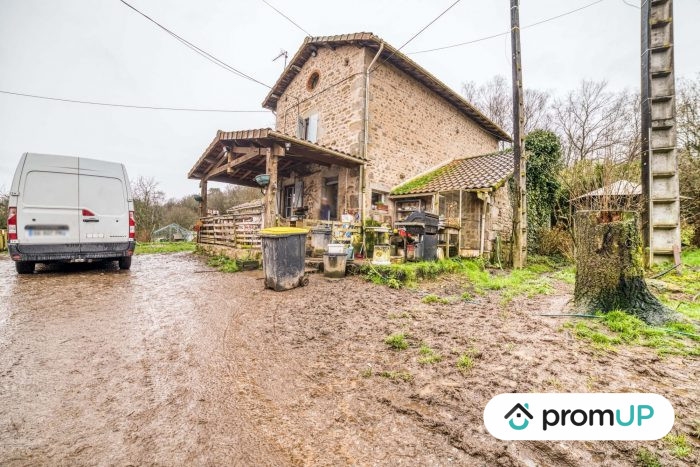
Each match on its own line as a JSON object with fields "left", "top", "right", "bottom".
{"left": 366, "top": 54, "right": 500, "bottom": 212}
{"left": 485, "top": 184, "right": 513, "bottom": 253}
{"left": 277, "top": 164, "right": 360, "bottom": 221}
{"left": 274, "top": 46, "right": 365, "bottom": 156}
{"left": 272, "top": 43, "right": 505, "bottom": 225}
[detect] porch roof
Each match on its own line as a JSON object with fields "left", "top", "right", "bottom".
{"left": 188, "top": 128, "right": 365, "bottom": 187}
{"left": 390, "top": 150, "right": 514, "bottom": 196}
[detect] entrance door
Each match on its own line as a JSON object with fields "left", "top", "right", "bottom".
{"left": 321, "top": 177, "right": 338, "bottom": 221}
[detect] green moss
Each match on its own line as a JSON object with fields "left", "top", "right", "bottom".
{"left": 390, "top": 164, "right": 455, "bottom": 195}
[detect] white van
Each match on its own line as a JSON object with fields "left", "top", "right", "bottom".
{"left": 7, "top": 153, "right": 135, "bottom": 274}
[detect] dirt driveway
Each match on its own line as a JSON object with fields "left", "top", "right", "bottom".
{"left": 0, "top": 253, "right": 697, "bottom": 465}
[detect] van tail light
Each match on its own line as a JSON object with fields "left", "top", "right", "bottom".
{"left": 129, "top": 211, "right": 135, "bottom": 239}
{"left": 8, "top": 207, "right": 18, "bottom": 241}
{"left": 82, "top": 209, "right": 96, "bottom": 217}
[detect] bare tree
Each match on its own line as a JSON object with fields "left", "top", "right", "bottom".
{"left": 553, "top": 80, "right": 630, "bottom": 165}
{"left": 678, "top": 74, "right": 700, "bottom": 157}
{"left": 0, "top": 187, "right": 8, "bottom": 229}
{"left": 132, "top": 176, "right": 164, "bottom": 242}
{"left": 462, "top": 75, "right": 554, "bottom": 138}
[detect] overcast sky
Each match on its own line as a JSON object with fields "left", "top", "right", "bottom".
{"left": 1, "top": 0, "right": 699, "bottom": 198}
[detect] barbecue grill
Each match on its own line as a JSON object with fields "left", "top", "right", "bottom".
{"left": 395, "top": 211, "right": 439, "bottom": 261}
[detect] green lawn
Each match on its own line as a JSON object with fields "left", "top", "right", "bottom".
{"left": 135, "top": 241, "right": 196, "bottom": 255}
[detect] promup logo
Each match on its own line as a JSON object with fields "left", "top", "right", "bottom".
{"left": 504, "top": 403, "right": 533, "bottom": 430}
{"left": 484, "top": 393, "right": 674, "bottom": 440}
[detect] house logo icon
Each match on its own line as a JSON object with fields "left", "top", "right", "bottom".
{"left": 504, "top": 403, "right": 533, "bottom": 430}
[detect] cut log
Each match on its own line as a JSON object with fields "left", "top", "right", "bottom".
{"left": 574, "top": 211, "right": 673, "bottom": 325}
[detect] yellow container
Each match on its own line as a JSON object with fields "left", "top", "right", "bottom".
{"left": 372, "top": 244, "right": 391, "bottom": 265}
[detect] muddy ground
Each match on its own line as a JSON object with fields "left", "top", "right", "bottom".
{"left": 0, "top": 252, "right": 697, "bottom": 466}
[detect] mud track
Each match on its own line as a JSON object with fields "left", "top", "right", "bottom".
{"left": 0, "top": 253, "right": 697, "bottom": 465}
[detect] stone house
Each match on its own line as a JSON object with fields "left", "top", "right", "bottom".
{"left": 188, "top": 33, "right": 513, "bottom": 257}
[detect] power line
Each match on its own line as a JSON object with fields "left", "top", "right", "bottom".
{"left": 0, "top": 89, "right": 271, "bottom": 113}
{"left": 118, "top": 0, "right": 272, "bottom": 89}
{"left": 260, "top": 0, "right": 312, "bottom": 37}
{"left": 372, "top": 0, "right": 462, "bottom": 73}
{"left": 409, "top": 0, "right": 605, "bottom": 54}
{"left": 621, "top": 0, "right": 640, "bottom": 9}
{"left": 369, "top": 0, "right": 461, "bottom": 73}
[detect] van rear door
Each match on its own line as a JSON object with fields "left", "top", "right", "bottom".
{"left": 78, "top": 158, "right": 129, "bottom": 248}
{"left": 17, "top": 155, "right": 81, "bottom": 247}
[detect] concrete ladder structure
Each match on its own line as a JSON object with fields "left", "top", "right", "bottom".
{"left": 641, "top": 0, "right": 681, "bottom": 264}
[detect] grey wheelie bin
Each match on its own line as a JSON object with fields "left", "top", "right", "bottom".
{"left": 260, "top": 227, "right": 309, "bottom": 291}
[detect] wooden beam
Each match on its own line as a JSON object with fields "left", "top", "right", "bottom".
{"left": 264, "top": 148, "right": 278, "bottom": 228}
{"left": 199, "top": 179, "right": 208, "bottom": 217}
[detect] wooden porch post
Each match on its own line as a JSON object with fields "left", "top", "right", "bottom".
{"left": 263, "top": 145, "right": 283, "bottom": 228}
{"left": 199, "top": 178, "right": 208, "bottom": 217}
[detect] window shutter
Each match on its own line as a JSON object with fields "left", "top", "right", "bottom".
{"left": 296, "top": 117, "right": 305, "bottom": 139}
{"left": 306, "top": 114, "right": 318, "bottom": 143}
{"left": 294, "top": 180, "right": 304, "bottom": 208}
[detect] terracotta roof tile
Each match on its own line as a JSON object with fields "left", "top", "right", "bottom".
{"left": 391, "top": 150, "right": 514, "bottom": 195}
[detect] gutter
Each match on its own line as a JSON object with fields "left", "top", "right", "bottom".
{"left": 361, "top": 41, "right": 384, "bottom": 225}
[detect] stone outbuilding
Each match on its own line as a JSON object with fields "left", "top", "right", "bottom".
{"left": 188, "top": 32, "right": 513, "bottom": 258}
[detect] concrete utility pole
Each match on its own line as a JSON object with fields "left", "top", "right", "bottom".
{"left": 640, "top": 0, "right": 681, "bottom": 265}
{"left": 510, "top": 0, "right": 527, "bottom": 268}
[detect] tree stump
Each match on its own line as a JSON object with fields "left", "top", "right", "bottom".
{"left": 574, "top": 211, "right": 673, "bottom": 325}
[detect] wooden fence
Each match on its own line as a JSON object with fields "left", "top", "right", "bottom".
{"left": 198, "top": 210, "right": 262, "bottom": 249}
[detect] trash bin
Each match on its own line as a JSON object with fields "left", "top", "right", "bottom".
{"left": 323, "top": 252, "right": 347, "bottom": 278}
{"left": 260, "top": 227, "right": 309, "bottom": 291}
{"left": 311, "top": 226, "right": 331, "bottom": 256}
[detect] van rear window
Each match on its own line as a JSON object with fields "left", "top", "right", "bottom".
{"left": 22, "top": 171, "right": 78, "bottom": 208}
{"left": 79, "top": 175, "right": 126, "bottom": 215}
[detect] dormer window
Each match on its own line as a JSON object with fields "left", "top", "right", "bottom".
{"left": 307, "top": 71, "right": 320, "bottom": 91}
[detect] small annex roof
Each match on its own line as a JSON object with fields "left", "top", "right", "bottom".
{"left": 573, "top": 180, "right": 642, "bottom": 199}
{"left": 390, "top": 150, "right": 514, "bottom": 196}
{"left": 262, "top": 32, "right": 511, "bottom": 142}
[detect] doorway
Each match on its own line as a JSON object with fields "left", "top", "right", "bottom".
{"left": 321, "top": 177, "right": 338, "bottom": 221}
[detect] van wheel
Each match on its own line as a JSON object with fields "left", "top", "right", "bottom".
{"left": 118, "top": 257, "right": 132, "bottom": 270}
{"left": 15, "top": 261, "right": 35, "bottom": 274}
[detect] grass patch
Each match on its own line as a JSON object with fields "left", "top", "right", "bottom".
{"left": 384, "top": 333, "right": 409, "bottom": 350}
{"left": 566, "top": 310, "right": 700, "bottom": 356}
{"left": 361, "top": 257, "right": 554, "bottom": 304}
{"left": 682, "top": 248, "right": 700, "bottom": 267}
{"left": 551, "top": 265, "right": 576, "bottom": 284}
{"left": 664, "top": 433, "right": 692, "bottom": 459}
{"left": 418, "top": 344, "right": 442, "bottom": 364}
{"left": 456, "top": 354, "right": 474, "bottom": 373}
{"left": 206, "top": 255, "right": 241, "bottom": 273}
{"left": 635, "top": 447, "right": 661, "bottom": 467}
{"left": 135, "top": 241, "right": 195, "bottom": 255}
{"left": 421, "top": 294, "right": 450, "bottom": 305}
{"left": 379, "top": 370, "right": 413, "bottom": 382}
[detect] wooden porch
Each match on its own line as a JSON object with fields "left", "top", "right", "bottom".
{"left": 188, "top": 128, "right": 366, "bottom": 229}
